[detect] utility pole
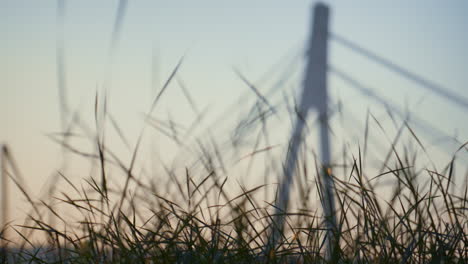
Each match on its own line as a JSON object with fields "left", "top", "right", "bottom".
{"left": 267, "top": 3, "right": 337, "bottom": 259}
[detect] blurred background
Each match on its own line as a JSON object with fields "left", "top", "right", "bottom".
{"left": 1, "top": 0, "right": 468, "bottom": 229}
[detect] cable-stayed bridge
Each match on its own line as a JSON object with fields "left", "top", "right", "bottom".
{"left": 210, "top": 3, "right": 468, "bottom": 257}
{"left": 1, "top": 2, "right": 467, "bottom": 259}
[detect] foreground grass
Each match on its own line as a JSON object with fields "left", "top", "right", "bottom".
{"left": 1, "top": 90, "right": 467, "bottom": 263}
{"left": 1, "top": 142, "right": 467, "bottom": 263}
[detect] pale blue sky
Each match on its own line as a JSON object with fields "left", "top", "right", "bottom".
{"left": 1, "top": 1, "right": 468, "bottom": 215}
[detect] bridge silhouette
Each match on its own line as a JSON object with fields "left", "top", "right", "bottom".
{"left": 210, "top": 3, "right": 468, "bottom": 257}
{"left": 1, "top": 1, "right": 467, "bottom": 259}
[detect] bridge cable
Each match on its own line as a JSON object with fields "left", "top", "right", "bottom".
{"left": 330, "top": 33, "right": 468, "bottom": 111}
{"left": 329, "top": 66, "right": 467, "bottom": 158}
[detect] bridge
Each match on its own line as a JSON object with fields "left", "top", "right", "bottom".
{"left": 1, "top": 1, "right": 467, "bottom": 260}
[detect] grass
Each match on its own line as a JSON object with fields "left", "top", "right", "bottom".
{"left": 1, "top": 65, "right": 467, "bottom": 263}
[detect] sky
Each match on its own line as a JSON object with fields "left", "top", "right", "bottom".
{"left": 1, "top": 0, "right": 468, "bottom": 224}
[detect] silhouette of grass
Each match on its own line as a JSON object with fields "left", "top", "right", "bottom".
{"left": 1, "top": 84, "right": 467, "bottom": 263}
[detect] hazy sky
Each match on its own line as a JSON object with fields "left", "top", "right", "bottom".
{"left": 1, "top": 1, "right": 468, "bottom": 220}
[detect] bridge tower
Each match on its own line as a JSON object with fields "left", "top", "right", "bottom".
{"left": 269, "top": 2, "right": 337, "bottom": 259}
